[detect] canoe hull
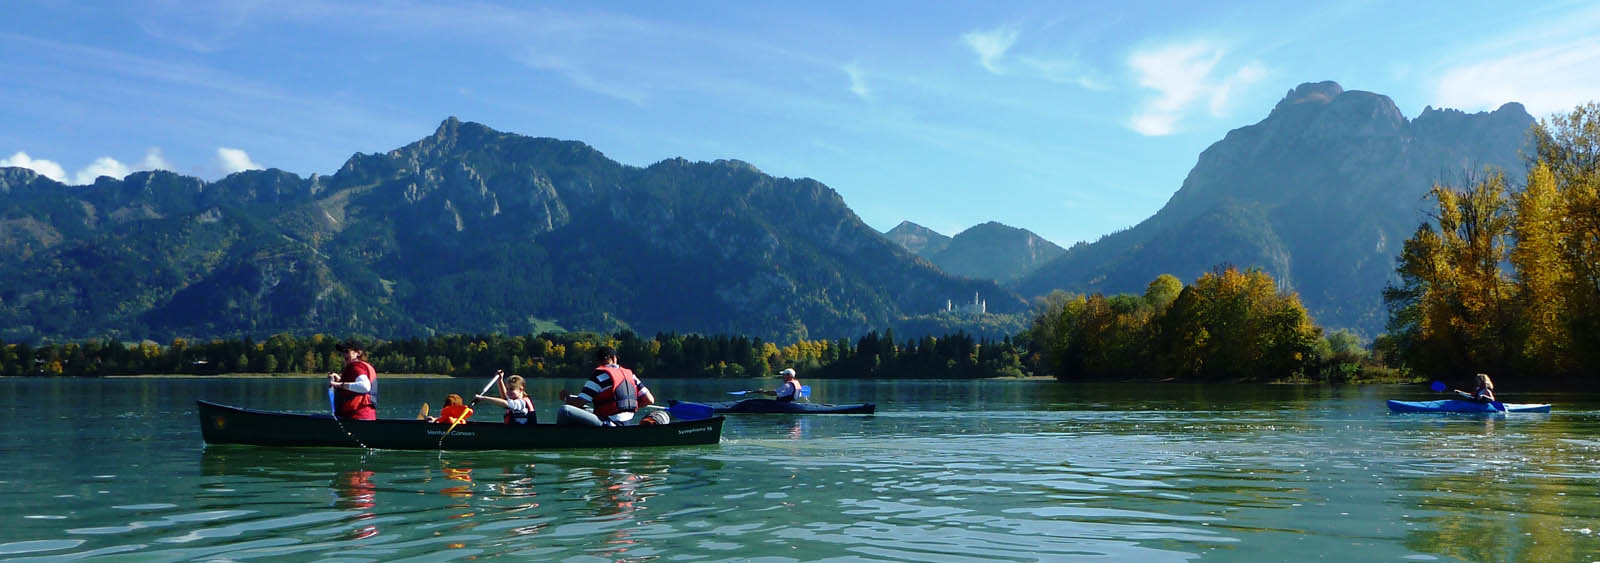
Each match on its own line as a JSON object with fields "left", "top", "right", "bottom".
{"left": 196, "top": 400, "right": 723, "bottom": 450}
{"left": 1386, "top": 399, "right": 1551, "bottom": 413}
{"left": 675, "top": 398, "right": 876, "bottom": 414}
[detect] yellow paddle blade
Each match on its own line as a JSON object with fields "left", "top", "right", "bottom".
{"left": 417, "top": 402, "right": 430, "bottom": 420}
{"left": 443, "top": 407, "right": 474, "bottom": 434}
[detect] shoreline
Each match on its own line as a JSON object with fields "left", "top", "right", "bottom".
{"left": 104, "top": 373, "right": 461, "bottom": 379}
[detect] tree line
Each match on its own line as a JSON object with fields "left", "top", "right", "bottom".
{"left": 1381, "top": 103, "right": 1600, "bottom": 387}
{"left": 1027, "top": 266, "right": 1390, "bottom": 382}
{"left": 0, "top": 329, "right": 1032, "bottom": 380}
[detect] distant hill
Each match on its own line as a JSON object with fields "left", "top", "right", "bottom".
{"left": 884, "top": 221, "right": 1065, "bottom": 283}
{"left": 928, "top": 222, "right": 1065, "bottom": 283}
{"left": 1013, "top": 81, "right": 1536, "bottom": 335}
{"left": 883, "top": 221, "right": 950, "bottom": 257}
{"left": 0, "top": 118, "right": 1026, "bottom": 343}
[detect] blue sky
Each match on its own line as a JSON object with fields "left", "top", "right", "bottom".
{"left": 4, "top": 1, "right": 1598, "bottom": 246}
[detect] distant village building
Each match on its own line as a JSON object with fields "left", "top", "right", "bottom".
{"left": 946, "top": 292, "right": 987, "bottom": 315}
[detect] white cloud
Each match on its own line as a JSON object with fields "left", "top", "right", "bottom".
{"left": 1, "top": 151, "right": 68, "bottom": 182}
{"left": 139, "top": 147, "right": 172, "bottom": 171}
{"left": 1127, "top": 41, "right": 1265, "bottom": 136}
{"left": 217, "top": 147, "right": 262, "bottom": 174}
{"left": 1434, "top": 37, "right": 1600, "bottom": 116}
{"left": 843, "top": 61, "right": 873, "bottom": 101}
{"left": 962, "top": 26, "right": 1019, "bottom": 74}
{"left": 73, "top": 157, "right": 131, "bottom": 184}
{"left": 2, "top": 148, "right": 178, "bottom": 185}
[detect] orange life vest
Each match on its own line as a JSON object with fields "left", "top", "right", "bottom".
{"left": 334, "top": 361, "right": 377, "bottom": 420}
{"left": 438, "top": 404, "right": 471, "bottom": 425}
{"left": 592, "top": 365, "right": 641, "bottom": 418}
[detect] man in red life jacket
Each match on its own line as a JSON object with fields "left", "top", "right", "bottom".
{"left": 558, "top": 346, "right": 655, "bottom": 426}
{"left": 328, "top": 339, "right": 378, "bottom": 420}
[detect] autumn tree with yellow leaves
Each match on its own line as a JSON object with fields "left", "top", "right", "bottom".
{"left": 1384, "top": 102, "right": 1600, "bottom": 384}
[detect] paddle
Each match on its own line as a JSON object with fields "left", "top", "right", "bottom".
{"left": 667, "top": 401, "right": 715, "bottom": 421}
{"left": 327, "top": 384, "right": 368, "bottom": 448}
{"left": 441, "top": 371, "right": 503, "bottom": 444}
{"left": 729, "top": 385, "right": 811, "bottom": 397}
{"left": 417, "top": 402, "right": 430, "bottom": 420}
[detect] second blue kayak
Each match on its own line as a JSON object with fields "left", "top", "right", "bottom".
{"left": 671, "top": 398, "right": 876, "bottom": 414}
{"left": 1387, "top": 399, "right": 1551, "bottom": 413}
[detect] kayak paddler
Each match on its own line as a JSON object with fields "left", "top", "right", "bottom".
{"left": 758, "top": 368, "right": 803, "bottom": 403}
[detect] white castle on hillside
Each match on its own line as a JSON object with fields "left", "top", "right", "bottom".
{"left": 946, "top": 293, "right": 986, "bottom": 315}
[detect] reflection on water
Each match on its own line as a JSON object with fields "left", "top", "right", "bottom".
{"left": 0, "top": 378, "right": 1598, "bottom": 560}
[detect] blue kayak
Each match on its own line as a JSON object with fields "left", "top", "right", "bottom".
{"left": 670, "top": 399, "right": 876, "bottom": 414}
{"left": 1387, "top": 399, "right": 1551, "bottom": 413}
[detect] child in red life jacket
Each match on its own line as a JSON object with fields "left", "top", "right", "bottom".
{"left": 428, "top": 393, "right": 473, "bottom": 424}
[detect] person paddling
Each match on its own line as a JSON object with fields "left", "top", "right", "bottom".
{"left": 1452, "top": 372, "right": 1496, "bottom": 402}
{"left": 558, "top": 346, "right": 655, "bottom": 426}
{"left": 327, "top": 339, "right": 377, "bottom": 420}
{"left": 475, "top": 372, "right": 535, "bottom": 425}
{"left": 1469, "top": 373, "right": 1495, "bottom": 402}
{"left": 758, "top": 368, "right": 803, "bottom": 403}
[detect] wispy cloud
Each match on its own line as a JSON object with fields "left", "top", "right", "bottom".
{"left": 1127, "top": 41, "right": 1265, "bottom": 136}
{"left": 843, "top": 61, "right": 873, "bottom": 101}
{"left": 1018, "top": 56, "right": 1108, "bottom": 90}
{"left": 1, "top": 151, "right": 67, "bottom": 183}
{"left": 217, "top": 147, "right": 262, "bottom": 174}
{"left": 134, "top": 2, "right": 259, "bottom": 53}
{"left": 520, "top": 50, "right": 647, "bottom": 106}
{"left": 1433, "top": 37, "right": 1600, "bottom": 116}
{"left": 961, "top": 26, "right": 1105, "bottom": 90}
{"left": 962, "top": 26, "right": 1018, "bottom": 74}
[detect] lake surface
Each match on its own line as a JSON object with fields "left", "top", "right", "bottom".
{"left": 2, "top": 377, "right": 1598, "bottom": 561}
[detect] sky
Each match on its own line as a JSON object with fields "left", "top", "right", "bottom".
{"left": 4, "top": 1, "right": 1599, "bottom": 247}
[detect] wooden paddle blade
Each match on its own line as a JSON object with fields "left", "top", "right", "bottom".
{"left": 417, "top": 402, "right": 430, "bottom": 420}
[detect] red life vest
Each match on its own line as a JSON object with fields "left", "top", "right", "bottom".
{"left": 592, "top": 365, "right": 640, "bottom": 418}
{"left": 335, "top": 361, "right": 377, "bottom": 420}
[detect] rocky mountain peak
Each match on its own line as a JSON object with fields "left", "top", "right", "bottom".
{"left": 1272, "top": 81, "right": 1345, "bottom": 113}
{"left": 1016, "top": 81, "right": 1536, "bottom": 335}
{"left": 0, "top": 166, "right": 48, "bottom": 194}
{"left": 884, "top": 221, "right": 951, "bottom": 258}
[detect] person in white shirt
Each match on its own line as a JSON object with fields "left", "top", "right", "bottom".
{"left": 760, "top": 368, "right": 803, "bottom": 403}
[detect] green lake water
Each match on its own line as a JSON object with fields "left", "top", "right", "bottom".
{"left": 2, "top": 377, "right": 1598, "bottom": 561}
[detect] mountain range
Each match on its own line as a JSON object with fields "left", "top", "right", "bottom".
{"left": 0, "top": 118, "right": 1023, "bottom": 343}
{"left": 2, "top": 80, "right": 1537, "bottom": 342}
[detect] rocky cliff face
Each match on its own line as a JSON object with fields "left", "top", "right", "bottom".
{"left": 0, "top": 118, "right": 1022, "bottom": 342}
{"left": 1014, "top": 81, "right": 1536, "bottom": 335}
